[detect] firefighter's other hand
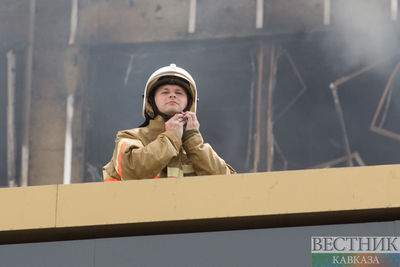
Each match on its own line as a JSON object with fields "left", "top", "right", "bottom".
{"left": 165, "top": 113, "right": 185, "bottom": 139}
{"left": 183, "top": 112, "right": 200, "bottom": 131}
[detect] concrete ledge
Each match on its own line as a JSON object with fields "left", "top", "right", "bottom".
{"left": 1, "top": 164, "right": 400, "bottom": 243}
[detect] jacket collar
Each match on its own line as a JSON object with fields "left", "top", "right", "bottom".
{"left": 143, "top": 115, "right": 166, "bottom": 141}
{"left": 148, "top": 115, "right": 166, "bottom": 130}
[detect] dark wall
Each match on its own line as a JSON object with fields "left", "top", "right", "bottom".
{"left": 277, "top": 34, "right": 400, "bottom": 169}
{"left": 0, "top": 220, "right": 399, "bottom": 266}
{"left": 84, "top": 33, "right": 400, "bottom": 179}
{"left": 84, "top": 40, "right": 253, "bottom": 180}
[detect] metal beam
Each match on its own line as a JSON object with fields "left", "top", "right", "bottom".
{"left": 6, "top": 50, "right": 17, "bottom": 187}
{"left": 20, "top": 0, "right": 36, "bottom": 187}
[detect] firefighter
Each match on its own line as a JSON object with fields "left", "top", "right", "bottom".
{"left": 103, "top": 64, "right": 235, "bottom": 181}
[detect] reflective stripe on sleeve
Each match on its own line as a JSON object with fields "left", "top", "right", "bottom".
{"left": 104, "top": 178, "right": 120, "bottom": 182}
{"left": 117, "top": 141, "right": 128, "bottom": 178}
{"left": 182, "top": 164, "right": 195, "bottom": 174}
{"left": 167, "top": 167, "right": 183, "bottom": 178}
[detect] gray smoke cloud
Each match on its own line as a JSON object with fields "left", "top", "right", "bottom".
{"left": 329, "top": 0, "right": 398, "bottom": 68}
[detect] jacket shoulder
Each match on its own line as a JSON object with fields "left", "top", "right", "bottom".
{"left": 116, "top": 128, "right": 142, "bottom": 140}
{"left": 114, "top": 128, "right": 146, "bottom": 145}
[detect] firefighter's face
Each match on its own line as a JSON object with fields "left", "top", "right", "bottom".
{"left": 154, "top": 84, "right": 188, "bottom": 116}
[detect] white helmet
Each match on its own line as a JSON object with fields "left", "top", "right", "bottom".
{"left": 142, "top": 64, "right": 197, "bottom": 118}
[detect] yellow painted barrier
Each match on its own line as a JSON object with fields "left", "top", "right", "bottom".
{"left": 0, "top": 185, "right": 57, "bottom": 231}
{"left": 1, "top": 164, "right": 400, "bottom": 244}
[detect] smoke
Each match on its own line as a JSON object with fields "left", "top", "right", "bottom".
{"left": 329, "top": 0, "right": 398, "bottom": 68}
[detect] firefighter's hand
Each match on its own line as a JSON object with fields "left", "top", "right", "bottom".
{"left": 165, "top": 113, "right": 185, "bottom": 139}
{"left": 183, "top": 112, "right": 200, "bottom": 131}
